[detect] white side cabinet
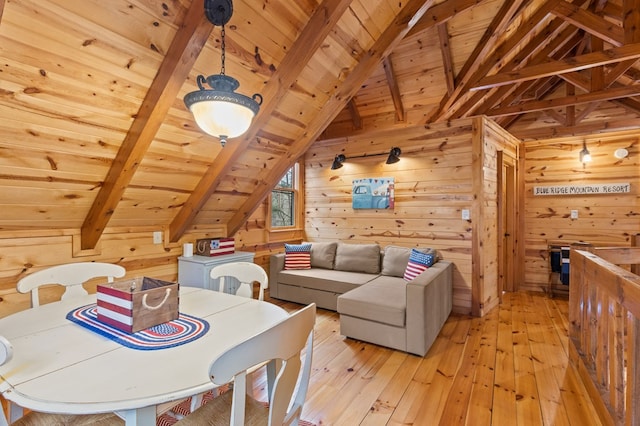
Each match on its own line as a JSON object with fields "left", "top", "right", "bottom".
{"left": 178, "top": 251, "right": 255, "bottom": 292}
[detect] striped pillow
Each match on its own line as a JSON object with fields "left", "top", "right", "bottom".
{"left": 284, "top": 243, "right": 312, "bottom": 270}
{"left": 403, "top": 248, "right": 435, "bottom": 281}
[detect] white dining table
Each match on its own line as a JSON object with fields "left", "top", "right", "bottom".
{"left": 0, "top": 286, "right": 288, "bottom": 425}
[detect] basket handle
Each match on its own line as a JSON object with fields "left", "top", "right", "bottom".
{"left": 142, "top": 288, "right": 171, "bottom": 310}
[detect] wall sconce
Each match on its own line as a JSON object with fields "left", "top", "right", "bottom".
{"left": 386, "top": 147, "right": 401, "bottom": 164}
{"left": 331, "top": 147, "right": 402, "bottom": 170}
{"left": 331, "top": 154, "right": 346, "bottom": 170}
{"left": 579, "top": 142, "right": 591, "bottom": 163}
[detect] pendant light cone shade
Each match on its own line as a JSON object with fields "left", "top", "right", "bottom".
{"left": 184, "top": 0, "right": 262, "bottom": 146}
{"left": 386, "top": 147, "right": 401, "bottom": 164}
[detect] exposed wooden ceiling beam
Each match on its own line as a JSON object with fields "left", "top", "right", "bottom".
{"left": 226, "top": 0, "right": 437, "bottom": 236}
{"left": 406, "top": 0, "right": 485, "bottom": 39}
{"left": 624, "top": 0, "right": 640, "bottom": 43}
{"left": 79, "top": 0, "right": 212, "bottom": 250}
{"left": 382, "top": 56, "right": 405, "bottom": 122}
{"left": 347, "top": 98, "right": 363, "bottom": 130}
{"left": 169, "top": 0, "right": 354, "bottom": 242}
{"left": 431, "top": 0, "right": 561, "bottom": 122}
{"left": 486, "top": 84, "right": 640, "bottom": 117}
{"left": 473, "top": 42, "right": 640, "bottom": 91}
{"left": 462, "top": 22, "right": 579, "bottom": 118}
{"left": 513, "top": 117, "right": 640, "bottom": 139}
{"left": 437, "top": 23, "right": 455, "bottom": 97}
{"left": 551, "top": 0, "right": 624, "bottom": 46}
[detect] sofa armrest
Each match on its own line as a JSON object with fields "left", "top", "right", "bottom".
{"left": 405, "top": 260, "right": 453, "bottom": 356}
{"left": 269, "top": 253, "right": 286, "bottom": 298}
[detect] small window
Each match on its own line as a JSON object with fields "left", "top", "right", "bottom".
{"left": 270, "top": 165, "right": 298, "bottom": 228}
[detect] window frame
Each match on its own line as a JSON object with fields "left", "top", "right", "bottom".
{"left": 268, "top": 163, "right": 302, "bottom": 231}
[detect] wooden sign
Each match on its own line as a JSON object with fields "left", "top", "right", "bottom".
{"left": 533, "top": 183, "right": 631, "bottom": 196}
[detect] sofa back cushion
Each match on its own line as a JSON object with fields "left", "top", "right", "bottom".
{"left": 307, "top": 242, "right": 337, "bottom": 269}
{"left": 382, "top": 246, "right": 438, "bottom": 278}
{"left": 334, "top": 243, "right": 381, "bottom": 274}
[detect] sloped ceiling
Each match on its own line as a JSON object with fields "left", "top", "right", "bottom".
{"left": 0, "top": 0, "right": 638, "bottom": 249}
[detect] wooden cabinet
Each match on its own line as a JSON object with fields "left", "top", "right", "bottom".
{"left": 178, "top": 252, "right": 255, "bottom": 292}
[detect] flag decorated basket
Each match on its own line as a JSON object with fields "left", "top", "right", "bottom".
{"left": 97, "top": 277, "right": 179, "bottom": 333}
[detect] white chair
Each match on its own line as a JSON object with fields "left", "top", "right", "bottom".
{"left": 17, "top": 262, "right": 126, "bottom": 308}
{"left": 177, "top": 303, "right": 316, "bottom": 426}
{"left": 209, "top": 262, "right": 268, "bottom": 300}
{"left": 0, "top": 336, "right": 122, "bottom": 426}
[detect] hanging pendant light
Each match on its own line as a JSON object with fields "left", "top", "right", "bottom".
{"left": 184, "top": 0, "right": 262, "bottom": 146}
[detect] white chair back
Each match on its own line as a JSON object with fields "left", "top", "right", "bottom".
{"left": 17, "top": 262, "right": 126, "bottom": 308}
{"left": 209, "top": 262, "right": 268, "bottom": 300}
{"left": 0, "top": 336, "right": 13, "bottom": 426}
{"left": 209, "top": 303, "right": 316, "bottom": 425}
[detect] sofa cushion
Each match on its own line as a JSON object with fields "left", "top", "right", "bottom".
{"left": 307, "top": 242, "right": 337, "bottom": 269}
{"left": 277, "top": 268, "right": 376, "bottom": 294}
{"left": 334, "top": 243, "right": 381, "bottom": 274}
{"left": 403, "top": 248, "right": 436, "bottom": 280}
{"left": 381, "top": 246, "right": 411, "bottom": 277}
{"left": 337, "top": 275, "right": 407, "bottom": 327}
{"left": 284, "top": 243, "right": 311, "bottom": 270}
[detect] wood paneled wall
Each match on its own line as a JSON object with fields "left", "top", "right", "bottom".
{"left": 305, "top": 117, "right": 513, "bottom": 315}
{"left": 522, "top": 130, "right": 640, "bottom": 293}
{"left": 0, "top": 226, "right": 228, "bottom": 316}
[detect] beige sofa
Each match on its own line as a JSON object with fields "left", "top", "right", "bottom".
{"left": 269, "top": 242, "right": 453, "bottom": 356}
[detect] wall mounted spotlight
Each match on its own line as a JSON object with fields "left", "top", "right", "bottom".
{"left": 331, "top": 154, "right": 346, "bottom": 170}
{"left": 386, "top": 147, "right": 402, "bottom": 164}
{"left": 579, "top": 142, "right": 591, "bottom": 163}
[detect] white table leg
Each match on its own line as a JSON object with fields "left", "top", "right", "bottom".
{"left": 120, "top": 405, "right": 156, "bottom": 426}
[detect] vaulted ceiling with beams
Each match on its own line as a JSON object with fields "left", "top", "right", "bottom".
{"left": 0, "top": 0, "right": 638, "bottom": 248}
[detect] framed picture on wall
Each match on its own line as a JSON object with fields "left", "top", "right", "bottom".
{"left": 352, "top": 177, "right": 395, "bottom": 209}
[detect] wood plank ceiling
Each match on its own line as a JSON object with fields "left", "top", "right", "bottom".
{"left": 0, "top": 0, "right": 638, "bottom": 247}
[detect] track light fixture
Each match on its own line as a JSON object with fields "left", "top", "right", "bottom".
{"left": 330, "top": 147, "right": 402, "bottom": 170}
{"left": 331, "top": 154, "right": 346, "bottom": 170}
{"left": 386, "top": 147, "right": 401, "bottom": 164}
{"left": 579, "top": 141, "right": 591, "bottom": 163}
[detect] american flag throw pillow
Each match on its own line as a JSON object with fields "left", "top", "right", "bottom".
{"left": 403, "top": 248, "right": 435, "bottom": 281}
{"left": 284, "top": 243, "right": 312, "bottom": 270}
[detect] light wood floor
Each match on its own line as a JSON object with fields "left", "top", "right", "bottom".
{"left": 258, "top": 291, "right": 602, "bottom": 426}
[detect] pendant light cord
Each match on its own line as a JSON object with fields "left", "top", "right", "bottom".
{"left": 220, "top": 25, "right": 226, "bottom": 76}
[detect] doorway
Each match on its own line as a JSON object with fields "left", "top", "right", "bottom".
{"left": 497, "top": 151, "right": 517, "bottom": 297}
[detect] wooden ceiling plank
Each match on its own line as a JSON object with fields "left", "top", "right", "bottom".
{"left": 168, "top": 0, "right": 354, "bottom": 242}
{"left": 0, "top": 0, "right": 5, "bottom": 23}
{"left": 347, "top": 98, "right": 363, "bottom": 130}
{"left": 430, "top": 0, "right": 531, "bottom": 121}
{"left": 383, "top": 56, "right": 405, "bottom": 122}
{"left": 487, "top": 84, "right": 640, "bottom": 117}
{"left": 513, "top": 117, "right": 640, "bottom": 139}
{"left": 226, "top": 0, "right": 437, "bottom": 236}
{"left": 545, "top": 108, "right": 567, "bottom": 124}
{"left": 79, "top": 0, "right": 212, "bottom": 250}
{"left": 437, "top": 23, "right": 455, "bottom": 97}
{"left": 473, "top": 42, "right": 640, "bottom": 91}
{"left": 551, "top": 0, "right": 624, "bottom": 46}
